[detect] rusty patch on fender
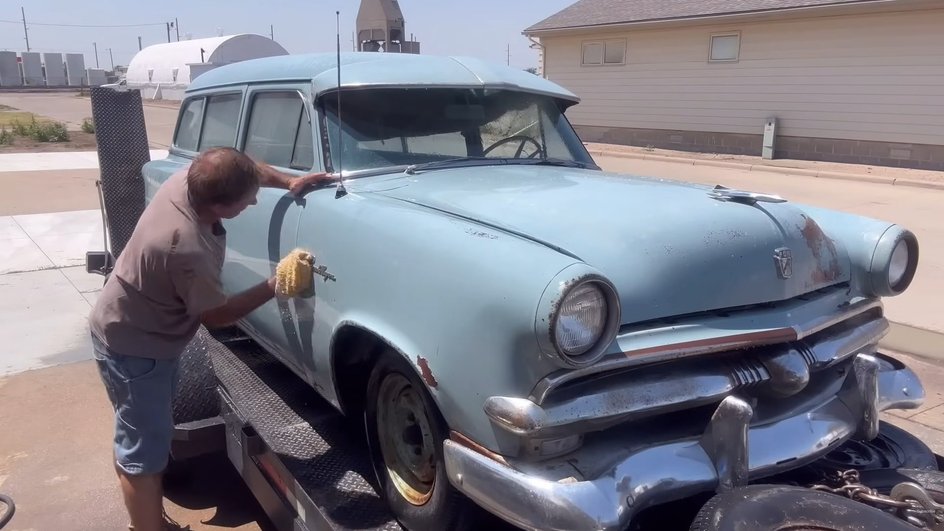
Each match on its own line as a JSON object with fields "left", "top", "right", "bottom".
{"left": 417, "top": 356, "right": 438, "bottom": 388}
{"left": 799, "top": 215, "right": 842, "bottom": 285}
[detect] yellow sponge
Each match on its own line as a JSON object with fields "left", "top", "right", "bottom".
{"left": 275, "top": 248, "right": 315, "bottom": 298}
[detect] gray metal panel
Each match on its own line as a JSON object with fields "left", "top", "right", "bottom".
{"left": 0, "top": 51, "right": 22, "bottom": 86}
{"left": 87, "top": 68, "right": 107, "bottom": 86}
{"left": 21, "top": 52, "right": 43, "bottom": 86}
{"left": 65, "top": 53, "right": 87, "bottom": 86}
{"left": 43, "top": 53, "right": 66, "bottom": 86}
{"left": 89, "top": 87, "right": 151, "bottom": 258}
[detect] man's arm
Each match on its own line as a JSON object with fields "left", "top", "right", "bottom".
{"left": 253, "top": 159, "right": 336, "bottom": 196}
{"left": 200, "top": 277, "right": 277, "bottom": 329}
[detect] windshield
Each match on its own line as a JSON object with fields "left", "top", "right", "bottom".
{"left": 321, "top": 88, "right": 595, "bottom": 174}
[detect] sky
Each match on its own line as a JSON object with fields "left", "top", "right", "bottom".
{"left": 0, "top": 0, "right": 576, "bottom": 71}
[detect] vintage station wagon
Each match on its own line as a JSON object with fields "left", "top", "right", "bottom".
{"left": 142, "top": 52, "right": 926, "bottom": 530}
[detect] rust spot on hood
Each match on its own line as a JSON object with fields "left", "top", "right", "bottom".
{"left": 417, "top": 356, "right": 438, "bottom": 388}
{"left": 799, "top": 215, "right": 842, "bottom": 285}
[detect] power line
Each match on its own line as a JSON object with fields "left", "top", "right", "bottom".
{"left": 0, "top": 18, "right": 165, "bottom": 28}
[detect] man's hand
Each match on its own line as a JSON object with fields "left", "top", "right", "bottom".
{"left": 288, "top": 172, "right": 339, "bottom": 197}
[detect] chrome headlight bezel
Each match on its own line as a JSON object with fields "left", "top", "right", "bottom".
{"left": 869, "top": 228, "right": 919, "bottom": 296}
{"left": 537, "top": 271, "right": 621, "bottom": 369}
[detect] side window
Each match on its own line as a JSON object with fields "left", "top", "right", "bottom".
{"left": 174, "top": 98, "right": 204, "bottom": 151}
{"left": 244, "top": 91, "right": 313, "bottom": 170}
{"left": 199, "top": 93, "right": 242, "bottom": 150}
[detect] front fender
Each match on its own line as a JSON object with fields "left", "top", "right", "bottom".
{"left": 794, "top": 204, "right": 919, "bottom": 297}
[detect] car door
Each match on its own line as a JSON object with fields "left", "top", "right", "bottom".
{"left": 222, "top": 83, "right": 322, "bottom": 381}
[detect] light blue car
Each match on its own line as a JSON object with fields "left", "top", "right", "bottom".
{"left": 143, "top": 52, "right": 927, "bottom": 530}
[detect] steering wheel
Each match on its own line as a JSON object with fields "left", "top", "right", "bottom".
{"left": 483, "top": 135, "right": 544, "bottom": 159}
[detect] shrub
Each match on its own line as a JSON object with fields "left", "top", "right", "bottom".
{"left": 0, "top": 126, "right": 13, "bottom": 145}
{"left": 81, "top": 117, "right": 95, "bottom": 134}
{"left": 31, "top": 121, "right": 69, "bottom": 142}
{"left": 11, "top": 116, "right": 33, "bottom": 136}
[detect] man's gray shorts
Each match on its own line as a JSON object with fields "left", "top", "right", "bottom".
{"left": 92, "top": 332, "right": 179, "bottom": 476}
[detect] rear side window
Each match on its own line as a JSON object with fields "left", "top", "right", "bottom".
{"left": 174, "top": 98, "right": 204, "bottom": 151}
{"left": 199, "top": 93, "right": 242, "bottom": 150}
{"left": 244, "top": 91, "right": 314, "bottom": 170}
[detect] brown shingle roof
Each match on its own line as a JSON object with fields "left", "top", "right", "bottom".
{"left": 525, "top": 0, "right": 882, "bottom": 32}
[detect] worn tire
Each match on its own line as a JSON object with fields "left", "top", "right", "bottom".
{"left": 688, "top": 484, "right": 916, "bottom": 531}
{"left": 171, "top": 331, "right": 220, "bottom": 425}
{"left": 364, "top": 351, "right": 475, "bottom": 531}
{"left": 818, "top": 421, "right": 938, "bottom": 472}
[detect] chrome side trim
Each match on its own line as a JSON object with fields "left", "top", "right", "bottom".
{"left": 497, "top": 318, "right": 886, "bottom": 439}
{"left": 531, "top": 298, "right": 883, "bottom": 404}
{"left": 446, "top": 356, "right": 923, "bottom": 531}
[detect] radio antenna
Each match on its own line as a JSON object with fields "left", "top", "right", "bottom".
{"left": 334, "top": 10, "right": 347, "bottom": 199}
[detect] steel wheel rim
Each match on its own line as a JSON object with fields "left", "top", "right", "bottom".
{"left": 376, "top": 372, "right": 436, "bottom": 505}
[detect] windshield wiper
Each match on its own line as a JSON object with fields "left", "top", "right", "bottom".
{"left": 508, "top": 158, "right": 595, "bottom": 169}
{"left": 404, "top": 157, "right": 500, "bottom": 175}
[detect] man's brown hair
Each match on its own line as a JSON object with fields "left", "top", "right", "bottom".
{"left": 187, "top": 147, "right": 260, "bottom": 209}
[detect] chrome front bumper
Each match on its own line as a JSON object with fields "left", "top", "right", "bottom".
{"left": 443, "top": 353, "right": 924, "bottom": 531}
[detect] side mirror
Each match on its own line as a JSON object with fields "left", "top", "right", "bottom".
{"left": 86, "top": 251, "right": 115, "bottom": 276}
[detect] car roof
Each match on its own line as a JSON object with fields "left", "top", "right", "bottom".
{"left": 186, "top": 52, "right": 580, "bottom": 103}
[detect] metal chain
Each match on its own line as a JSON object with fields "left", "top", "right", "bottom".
{"left": 809, "top": 469, "right": 944, "bottom": 529}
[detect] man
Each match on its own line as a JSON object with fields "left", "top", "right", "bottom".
{"left": 89, "top": 147, "right": 335, "bottom": 531}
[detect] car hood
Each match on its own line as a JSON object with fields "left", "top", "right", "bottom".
{"left": 367, "top": 165, "right": 851, "bottom": 325}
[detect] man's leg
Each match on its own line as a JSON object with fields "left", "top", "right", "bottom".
{"left": 117, "top": 464, "right": 164, "bottom": 531}
{"left": 92, "top": 335, "right": 178, "bottom": 531}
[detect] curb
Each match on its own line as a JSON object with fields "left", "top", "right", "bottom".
{"left": 883, "top": 322, "right": 944, "bottom": 365}
{"left": 587, "top": 149, "right": 944, "bottom": 192}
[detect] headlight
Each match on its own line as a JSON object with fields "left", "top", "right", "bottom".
{"left": 888, "top": 239, "right": 909, "bottom": 287}
{"left": 555, "top": 284, "right": 607, "bottom": 357}
{"left": 535, "top": 267, "right": 621, "bottom": 369}
{"left": 869, "top": 227, "right": 918, "bottom": 296}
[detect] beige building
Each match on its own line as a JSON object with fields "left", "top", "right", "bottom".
{"left": 524, "top": 0, "right": 944, "bottom": 171}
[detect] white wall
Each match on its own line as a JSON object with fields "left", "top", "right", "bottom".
{"left": 540, "top": 7, "right": 944, "bottom": 146}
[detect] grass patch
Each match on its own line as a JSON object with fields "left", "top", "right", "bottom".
{"left": 81, "top": 117, "right": 95, "bottom": 134}
{"left": 0, "top": 111, "right": 40, "bottom": 128}
{"left": 3, "top": 115, "right": 69, "bottom": 143}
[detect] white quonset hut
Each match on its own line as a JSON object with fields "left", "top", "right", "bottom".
{"left": 126, "top": 34, "right": 288, "bottom": 100}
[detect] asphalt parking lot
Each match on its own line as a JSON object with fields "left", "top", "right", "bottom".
{"left": 0, "top": 92, "right": 942, "bottom": 531}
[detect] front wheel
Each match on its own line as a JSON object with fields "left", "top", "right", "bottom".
{"left": 364, "top": 351, "right": 475, "bottom": 531}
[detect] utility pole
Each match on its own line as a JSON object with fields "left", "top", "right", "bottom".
{"left": 175, "top": 18, "right": 180, "bottom": 41}
{"left": 21, "top": 7, "right": 30, "bottom": 52}
{"left": 108, "top": 48, "right": 114, "bottom": 70}
{"left": 138, "top": 36, "right": 142, "bottom": 51}
{"left": 270, "top": 24, "right": 274, "bottom": 40}
{"left": 93, "top": 42, "right": 99, "bottom": 68}
{"left": 165, "top": 22, "right": 172, "bottom": 43}
{"left": 506, "top": 43, "right": 510, "bottom": 65}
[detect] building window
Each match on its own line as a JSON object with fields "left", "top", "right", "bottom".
{"left": 581, "top": 39, "right": 626, "bottom": 66}
{"left": 709, "top": 32, "right": 740, "bottom": 62}
{"left": 244, "top": 91, "right": 314, "bottom": 170}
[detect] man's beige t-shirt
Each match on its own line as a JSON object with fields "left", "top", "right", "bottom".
{"left": 89, "top": 168, "right": 228, "bottom": 359}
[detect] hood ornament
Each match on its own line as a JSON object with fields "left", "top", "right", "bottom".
{"left": 773, "top": 247, "right": 793, "bottom": 279}
{"left": 709, "top": 185, "right": 787, "bottom": 204}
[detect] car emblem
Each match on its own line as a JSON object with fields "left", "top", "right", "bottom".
{"left": 773, "top": 248, "right": 793, "bottom": 279}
